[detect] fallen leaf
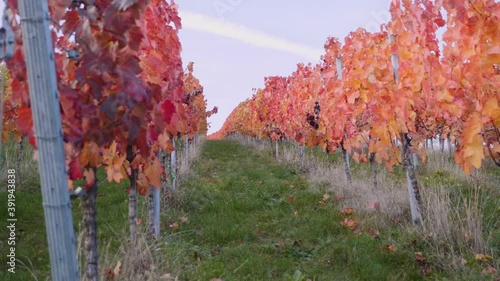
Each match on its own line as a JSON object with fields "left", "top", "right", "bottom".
{"left": 181, "top": 216, "right": 188, "bottom": 223}
{"left": 323, "top": 193, "right": 330, "bottom": 201}
{"left": 287, "top": 196, "right": 295, "bottom": 202}
{"left": 294, "top": 210, "right": 298, "bottom": 216}
{"left": 104, "top": 268, "right": 115, "bottom": 280}
{"left": 475, "top": 253, "right": 493, "bottom": 262}
{"left": 113, "top": 260, "right": 121, "bottom": 277}
{"left": 341, "top": 208, "right": 354, "bottom": 215}
{"left": 274, "top": 242, "right": 285, "bottom": 248}
{"left": 482, "top": 266, "right": 497, "bottom": 274}
{"left": 381, "top": 244, "right": 396, "bottom": 252}
{"left": 415, "top": 252, "right": 426, "bottom": 262}
{"left": 340, "top": 218, "right": 358, "bottom": 231}
{"left": 135, "top": 218, "right": 142, "bottom": 225}
{"left": 169, "top": 222, "right": 180, "bottom": 230}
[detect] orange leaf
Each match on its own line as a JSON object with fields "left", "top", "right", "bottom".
{"left": 415, "top": 252, "right": 426, "bottom": 262}
{"left": 381, "top": 244, "right": 396, "bottom": 253}
{"left": 340, "top": 218, "right": 358, "bottom": 231}
{"left": 145, "top": 158, "right": 162, "bottom": 188}
{"left": 83, "top": 168, "right": 96, "bottom": 190}
{"left": 341, "top": 208, "right": 354, "bottom": 215}
{"left": 482, "top": 266, "right": 497, "bottom": 274}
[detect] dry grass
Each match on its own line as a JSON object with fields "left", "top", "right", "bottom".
{"left": 0, "top": 137, "right": 39, "bottom": 192}
{"left": 76, "top": 136, "right": 208, "bottom": 281}
{"left": 260, "top": 136, "right": 410, "bottom": 226}
{"left": 425, "top": 150, "right": 471, "bottom": 182}
{"left": 77, "top": 227, "right": 174, "bottom": 281}
{"left": 308, "top": 162, "right": 409, "bottom": 224}
{"left": 421, "top": 185, "right": 487, "bottom": 252}
{"left": 230, "top": 135, "right": 499, "bottom": 278}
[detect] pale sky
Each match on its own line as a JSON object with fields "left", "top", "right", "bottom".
{"left": 176, "top": 0, "right": 394, "bottom": 133}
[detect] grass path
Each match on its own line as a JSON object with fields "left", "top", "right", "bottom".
{"left": 160, "top": 140, "right": 425, "bottom": 280}
{"left": 4, "top": 139, "right": 492, "bottom": 280}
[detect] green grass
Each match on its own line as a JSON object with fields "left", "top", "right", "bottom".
{"left": 0, "top": 138, "right": 131, "bottom": 280}
{"left": 158, "top": 140, "right": 431, "bottom": 280}
{"left": 0, "top": 138, "right": 498, "bottom": 280}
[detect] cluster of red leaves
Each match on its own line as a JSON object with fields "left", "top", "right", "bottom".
{"left": 2, "top": 0, "right": 215, "bottom": 194}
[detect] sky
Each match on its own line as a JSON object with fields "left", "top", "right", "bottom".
{"left": 175, "top": 0, "right": 395, "bottom": 134}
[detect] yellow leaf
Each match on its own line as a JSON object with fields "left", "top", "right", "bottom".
{"left": 474, "top": 253, "right": 493, "bottom": 262}
{"left": 323, "top": 193, "right": 330, "bottom": 201}
{"left": 113, "top": 260, "right": 121, "bottom": 277}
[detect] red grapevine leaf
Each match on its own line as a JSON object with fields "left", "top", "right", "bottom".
{"left": 68, "top": 157, "right": 83, "bottom": 180}
{"left": 160, "top": 99, "right": 176, "bottom": 124}
{"left": 17, "top": 105, "right": 34, "bottom": 137}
